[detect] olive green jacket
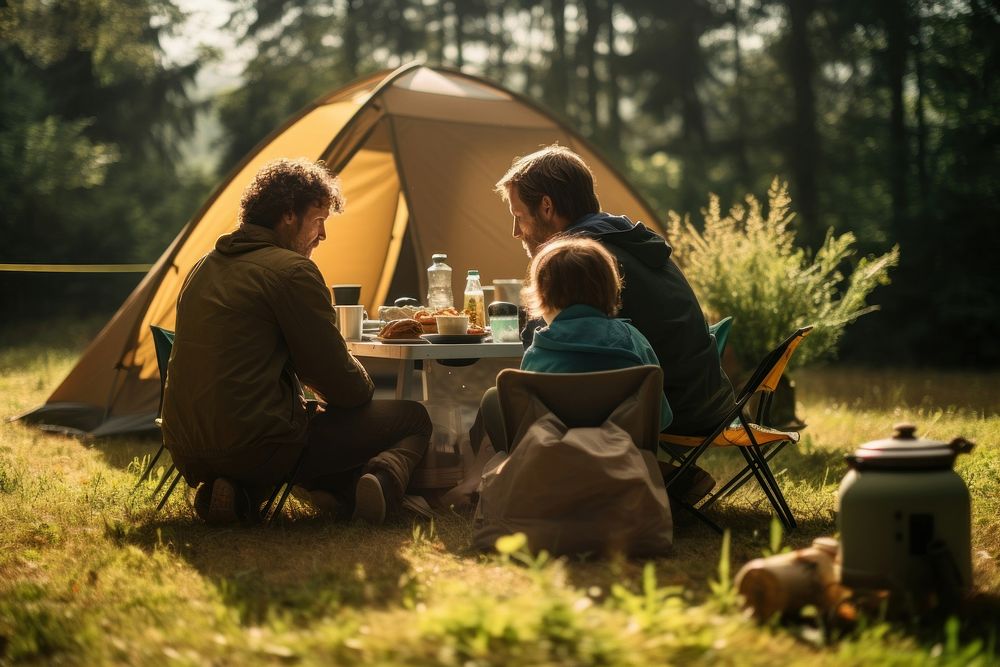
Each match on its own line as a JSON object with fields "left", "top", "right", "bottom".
{"left": 161, "top": 224, "right": 373, "bottom": 460}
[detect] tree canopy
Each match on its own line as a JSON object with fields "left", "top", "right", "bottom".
{"left": 2, "top": 0, "right": 996, "bottom": 366}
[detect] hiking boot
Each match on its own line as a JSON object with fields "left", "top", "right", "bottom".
{"left": 353, "top": 472, "right": 391, "bottom": 524}
{"left": 193, "top": 478, "right": 251, "bottom": 524}
{"left": 661, "top": 464, "right": 716, "bottom": 506}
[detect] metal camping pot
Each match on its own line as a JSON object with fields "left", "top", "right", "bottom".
{"left": 838, "top": 423, "right": 974, "bottom": 602}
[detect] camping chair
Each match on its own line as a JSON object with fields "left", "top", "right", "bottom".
{"left": 496, "top": 365, "right": 664, "bottom": 455}
{"left": 658, "top": 326, "right": 814, "bottom": 532}
{"left": 133, "top": 325, "right": 175, "bottom": 503}
{"left": 140, "top": 325, "right": 302, "bottom": 525}
{"left": 485, "top": 365, "right": 671, "bottom": 555}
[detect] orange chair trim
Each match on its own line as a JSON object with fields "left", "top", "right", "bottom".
{"left": 659, "top": 423, "right": 800, "bottom": 448}
{"left": 760, "top": 327, "right": 813, "bottom": 392}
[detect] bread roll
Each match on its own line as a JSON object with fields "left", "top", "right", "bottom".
{"left": 378, "top": 318, "right": 423, "bottom": 339}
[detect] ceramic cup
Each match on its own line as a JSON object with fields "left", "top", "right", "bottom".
{"left": 492, "top": 279, "right": 523, "bottom": 306}
{"left": 331, "top": 284, "right": 362, "bottom": 305}
{"left": 334, "top": 305, "right": 365, "bottom": 341}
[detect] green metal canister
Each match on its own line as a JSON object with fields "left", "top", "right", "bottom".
{"left": 837, "top": 423, "right": 974, "bottom": 605}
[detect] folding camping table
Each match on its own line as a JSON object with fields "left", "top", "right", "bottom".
{"left": 345, "top": 340, "right": 524, "bottom": 400}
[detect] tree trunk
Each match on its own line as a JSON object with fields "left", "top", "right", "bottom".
{"left": 605, "top": 0, "right": 622, "bottom": 158}
{"left": 490, "top": 0, "right": 508, "bottom": 79}
{"left": 913, "top": 1, "right": 929, "bottom": 212}
{"left": 434, "top": 0, "right": 447, "bottom": 65}
{"left": 453, "top": 0, "right": 465, "bottom": 68}
{"left": 344, "top": 0, "right": 360, "bottom": 77}
{"left": 547, "top": 0, "right": 569, "bottom": 114}
{"left": 786, "top": 0, "right": 821, "bottom": 249}
{"left": 732, "top": 0, "right": 751, "bottom": 189}
{"left": 582, "top": 0, "right": 602, "bottom": 136}
{"left": 884, "top": 0, "right": 910, "bottom": 237}
{"left": 677, "top": 0, "right": 709, "bottom": 212}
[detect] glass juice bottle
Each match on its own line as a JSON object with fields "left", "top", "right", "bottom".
{"left": 464, "top": 270, "right": 485, "bottom": 328}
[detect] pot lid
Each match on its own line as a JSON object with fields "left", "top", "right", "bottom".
{"left": 847, "top": 423, "right": 974, "bottom": 471}
{"left": 859, "top": 423, "right": 946, "bottom": 451}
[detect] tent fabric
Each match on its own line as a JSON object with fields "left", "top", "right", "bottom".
{"left": 19, "top": 64, "right": 664, "bottom": 436}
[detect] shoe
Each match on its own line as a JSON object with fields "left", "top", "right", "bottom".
{"left": 352, "top": 473, "right": 387, "bottom": 524}
{"left": 193, "top": 478, "right": 249, "bottom": 524}
{"left": 662, "top": 464, "right": 716, "bottom": 506}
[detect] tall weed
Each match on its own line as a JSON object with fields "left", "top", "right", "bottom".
{"left": 667, "top": 179, "right": 900, "bottom": 367}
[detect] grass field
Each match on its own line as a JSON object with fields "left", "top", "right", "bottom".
{"left": 1, "top": 319, "right": 998, "bottom": 665}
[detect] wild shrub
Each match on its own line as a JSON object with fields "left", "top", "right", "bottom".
{"left": 667, "top": 179, "right": 900, "bottom": 368}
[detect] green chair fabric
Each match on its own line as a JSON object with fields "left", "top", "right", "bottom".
{"left": 708, "top": 316, "right": 733, "bottom": 358}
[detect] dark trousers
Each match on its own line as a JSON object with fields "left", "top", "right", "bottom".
{"left": 299, "top": 399, "right": 431, "bottom": 501}
{"left": 173, "top": 400, "right": 431, "bottom": 505}
{"left": 477, "top": 386, "right": 507, "bottom": 452}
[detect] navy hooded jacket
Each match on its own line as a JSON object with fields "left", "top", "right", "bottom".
{"left": 523, "top": 212, "right": 735, "bottom": 434}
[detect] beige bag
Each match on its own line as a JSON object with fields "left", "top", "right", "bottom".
{"left": 473, "top": 393, "right": 673, "bottom": 556}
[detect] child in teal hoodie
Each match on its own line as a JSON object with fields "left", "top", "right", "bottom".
{"left": 518, "top": 236, "right": 673, "bottom": 431}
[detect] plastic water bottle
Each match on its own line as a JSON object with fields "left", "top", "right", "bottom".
{"left": 464, "top": 269, "right": 485, "bottom": 328}
{"left": 426, "top": 253, "right": 453, "bottom": 310}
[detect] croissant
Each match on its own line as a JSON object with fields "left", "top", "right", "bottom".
{"left": 378, "top": 318, "right": 423, "bottom": 339}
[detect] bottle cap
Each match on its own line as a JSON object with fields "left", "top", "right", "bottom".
{"left": 432, "top": 253, "right": 448, "bottom": 262}
{"left": 467, "top": 269, "right": 479, "bottom": 276}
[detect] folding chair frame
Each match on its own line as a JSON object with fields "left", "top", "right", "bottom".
{"left": 660, "top": 326, "right": 813, "bottom": 532}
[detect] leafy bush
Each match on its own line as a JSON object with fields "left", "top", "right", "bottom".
{"left": 667, "top": 179, "right": 900, "bottom": 368}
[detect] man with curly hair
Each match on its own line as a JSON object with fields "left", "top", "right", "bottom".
{"left": 162, "top": 158, "right": 430, "bottom": 524}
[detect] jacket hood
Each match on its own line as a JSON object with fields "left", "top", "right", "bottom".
{"left": 215, "top": 224, "right": 284, "bottom": 257}
{"left": 532, "top": 305, "right": 644, "bottom": 364}
{"left": 566, "top": 212, "right": 672, "bottom": 269}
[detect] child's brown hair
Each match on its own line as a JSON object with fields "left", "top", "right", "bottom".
{"left": 521, "top": 236, "right": 622, "bottom": 319}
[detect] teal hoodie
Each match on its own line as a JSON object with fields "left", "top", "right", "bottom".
{"left": 521, "top": 304, "right": 673, "bottom": 431}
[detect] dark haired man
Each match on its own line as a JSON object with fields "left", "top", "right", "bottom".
{"left": 162, "top": 158, "right": 430, "bottom": 524}
{"left": 495, "top": 145, "right": 735, "bottom": 503}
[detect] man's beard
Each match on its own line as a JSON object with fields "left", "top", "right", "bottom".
{"left": 523, "top": 222, "right": 559, "bottom": 258}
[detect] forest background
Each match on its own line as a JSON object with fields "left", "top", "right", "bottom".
{"left": 1, "top": 0, "right": 997, "bottom": 368}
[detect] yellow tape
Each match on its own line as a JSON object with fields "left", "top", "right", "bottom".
{"left": 0, "top": 263, "right": 153, "bottom": 273}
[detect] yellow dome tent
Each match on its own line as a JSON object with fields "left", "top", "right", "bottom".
{"left": 20, "top": 63, "right": 663, "bottom": 436}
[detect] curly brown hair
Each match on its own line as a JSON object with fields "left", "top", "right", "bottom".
{"left": 239, "top": 158, "right": 345, "bottom": 229}
{"left": 522, "top": 236, "right": 622, "bottom": 319}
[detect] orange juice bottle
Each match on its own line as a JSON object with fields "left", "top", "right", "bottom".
{"left": 464, "top": 270, "right": 485, "bottom": 328}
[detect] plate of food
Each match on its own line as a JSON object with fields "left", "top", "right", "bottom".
{"left": 375, "top": 318, "right": 428, "bottom": 343}
{"left": 420, "top": 333, "right": 489, "bottom": 345}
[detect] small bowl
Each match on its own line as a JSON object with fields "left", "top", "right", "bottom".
{"left": 435, "top": 314, "right": 469, "bottom": 335}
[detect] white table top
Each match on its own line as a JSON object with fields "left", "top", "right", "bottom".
{"left": 346, "top": 339, "right": 524, "bottom": 360}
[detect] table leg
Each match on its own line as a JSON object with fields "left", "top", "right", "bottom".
{"left": 396, "top": 359, "right": 418, "bottom": 400}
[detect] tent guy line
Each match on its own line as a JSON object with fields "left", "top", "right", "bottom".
{"left": 0, "top": 264, "right": 154, "bottom": 273}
